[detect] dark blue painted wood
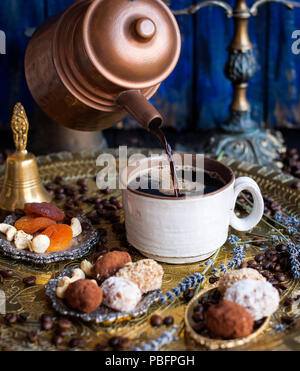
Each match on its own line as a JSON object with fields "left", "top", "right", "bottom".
{"left": 0, "top": 0, "right": 300, "bottom": 131}
{"left": 0, "top": 0, "right": 45, "bottom": 128}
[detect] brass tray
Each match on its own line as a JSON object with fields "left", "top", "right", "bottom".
{"left": 0, "top": 148, "right": 299, "bottom": 351}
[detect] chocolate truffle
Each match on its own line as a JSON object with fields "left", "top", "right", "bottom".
{"left": 224, "top": 279, "right": 279, "bottom": 320}
{"left": 218, "top": 268, "right": 266, "bottom": 294}
{"left": 93, "top": 251, "right": 131, "bottom": 281}
{"left": 116, "top": 259, "right": 164, "bottom": 294}
{"left": 64, "top": 279, "right": 103, "bottom": 313}
{"left": 101, "top": 276, "right": 142, "bottom": 312}
{"left": 205, "top": 300, "right": 254, "bottom": 339}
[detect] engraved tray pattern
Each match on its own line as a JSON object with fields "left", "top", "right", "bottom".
{"left": 0, "top": 149, "right": 298, "bottom": 351}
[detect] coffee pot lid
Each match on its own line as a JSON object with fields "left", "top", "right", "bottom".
{"left": 83, "top": 0, "right": 181, "bottom": 89}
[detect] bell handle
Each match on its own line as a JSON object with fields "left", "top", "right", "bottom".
{"left": 116, "top": 90, "right": 163, "bottom": 131}
{"left": 11, "top": 103, "right": 29, "bottom": 152}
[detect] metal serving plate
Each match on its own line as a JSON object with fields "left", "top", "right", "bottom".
{"left": 45, "top": 267, "right": 161, "bottom": 324}
{"left": 0, "top": 215, "right": 99, "bottom": 264}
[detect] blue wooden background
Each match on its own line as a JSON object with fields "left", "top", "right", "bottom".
{"left": 0, "top": 0, "right": 300, "bottom": 132}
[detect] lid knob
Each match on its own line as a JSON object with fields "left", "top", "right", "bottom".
{"left": 135, "top": 18, "right": 156, "bottom": 40}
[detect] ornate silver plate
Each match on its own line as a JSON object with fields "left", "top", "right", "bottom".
{"left": 0, "top": 215, "right": 99, "bottom": 264}
{"left": 45, "top": 267, "right": 161, "bottom": 324}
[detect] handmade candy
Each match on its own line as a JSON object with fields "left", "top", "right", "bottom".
{"left": 92, "top": 251, "right": 132, "bottom": 281}
{"left": 65, "top": 279, "right": 103, "bottom": 313}
{"left": 116, "top": 259, "right": 163, "bottom": 294}
{"left": 205, "top": 300, "right": 254, "bottom": 339}
{"left": 101, "top": 276, "right": 142, "bottom": 312}
{"left": 224, "top": 279, "right": 280, "bottom": 320}
{"left": 218, "top": 268, "right": 266, "bottom": 294}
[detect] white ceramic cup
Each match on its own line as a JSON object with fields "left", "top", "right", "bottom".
{"left": 121, "top": 155, "right": 264, "bottom": 264}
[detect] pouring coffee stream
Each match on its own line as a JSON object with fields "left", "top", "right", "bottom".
{"left": 149, "top": 125, "right": 181, "bottom": 197}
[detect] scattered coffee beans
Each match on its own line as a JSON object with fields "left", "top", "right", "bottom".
{"left": 163, "top": 316, "right": 174, "bottom": 326}
{"left": 150, "top": 314, "right": 163, "bottom": 327}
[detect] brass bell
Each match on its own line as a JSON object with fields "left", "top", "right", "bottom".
{"left": 0, "top": 103, "right": 52, "bottom": 211}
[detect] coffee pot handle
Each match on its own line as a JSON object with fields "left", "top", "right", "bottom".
{"left": 116, "top": 90, "right": 163, "bottom": 131}
{"left": 230, "top": 177, "right": 264, "bottom": 231}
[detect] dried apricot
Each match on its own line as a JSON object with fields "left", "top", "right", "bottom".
{"left": 40, "top": 224, "right": 73, "bottom": 252}
{"left": 15, "top": 216, "right": 56, "bottom": 234}
{"left": 24, "top": 203, "right": 65, "bottom": 222}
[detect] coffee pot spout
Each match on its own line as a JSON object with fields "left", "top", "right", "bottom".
{"left": 116, "top": 90, "right": 163, "bottom": 131}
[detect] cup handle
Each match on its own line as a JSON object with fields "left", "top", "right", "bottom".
{"left": 230, "top": 177, "right": 264, "bottom": 232}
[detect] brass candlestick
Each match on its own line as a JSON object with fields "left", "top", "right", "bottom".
{"left": 0, "top": 103, "right": 52, "bottom": 211}
{"left": 173, "top": 0, "right": 300, "bottom": 165}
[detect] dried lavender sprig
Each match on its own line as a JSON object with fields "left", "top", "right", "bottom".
{"left": 287, "top": 242, "right": 300, "bottom": 279}
{"left": 159, "top": 273, "right": 205, "bottom": 303}
{"left": 132, "top": 325, "right": 179, "bottom": 351}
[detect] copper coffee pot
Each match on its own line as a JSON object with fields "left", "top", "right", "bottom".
{"left": 25, "top": 0, "right": 181, "bottom": 131}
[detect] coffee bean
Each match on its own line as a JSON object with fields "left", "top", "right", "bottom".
{"left": 55, "top": 328, "right": 67, "bottom": 337}
{"left": 109, "top": 196, "right": 118, "bottom": 204}
{"left": 40, "top": 314, "right": 52, "bottom": 323}
{"left": 263, "top": 261, "right": 272, "bottom": 270}
{"left": 58, "top": 319, "right": 72, "bottom": 330}
{"left": 255, "top": 254, "right": 264, "bottom": 263}
{"left": 119, "top": 337, "right": 131, "bottom": 348}
{"left": 163, "top": 316, "right": 174, "bottom": 326}
{"left": 209, "top": 276, "right": 219, "bottom": 284}
{"left": 150, "top": 314, "right": 163, "bottom": 327}
{"left": 27, "top": 331, "right": 38, "bottom": 343}
{"left": 281, "top": 315, "right": 295, "bottom": 325}
{"left": 79, "top": 185, "right": 89, "bottom": 194}
{"left": 54, "top": 176, "right": 64, "bottom": 185}
{"left": 193, "top": 304, "right": 204, "bottom": 313}
{"left": 261, "top": 270, "right": 272, "bottom": 279}
{"left": 276, "top": 244, "right": 287, "bottom": 253}
{"left": 192, "top": 312, "right": 204, "bottom": 323}
{"left": 69, "top": 338, "right": 86, "bottom": 348}
{"left": 270, "top": 255, "right": 278, "bottom": 263}
{"left": 52, "top": 335, "right": 64, "bottom": 346}
{"left": 77, "top": 179, "right": 88, "bottom": 187}
{"left": 23, "top": 276, "right": 36, "bottom": 286}
{"left": 275, "top": 273, "right": 286, "bottom": 282}
{"left": 115, "top": 201, "right": 123, "bottom": 209}
{"left": 283, "top": 297, "right": 294, "bottom": 307}
{"left": 42, "top": 320, "right": 53, "bottom": 330}
{"left": 5, "top": 313, "right": 17, "bottom": 325}
{"left": 183, "top": 289, "right": 194, "bottom": 302}
{"left": 192, "top": 322, "right": 206, "bottom": 334}
{"left": 0, "top": 269, "right": 13, "bottom": 278}
{"left": 102, "top": 187, "right": 111, "bottom": 194}
{"left": 93, "top": 197, "right": 102, "bottom": 204}
{"left": 17, "top": 313, "right": 27, "bottom": 323}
